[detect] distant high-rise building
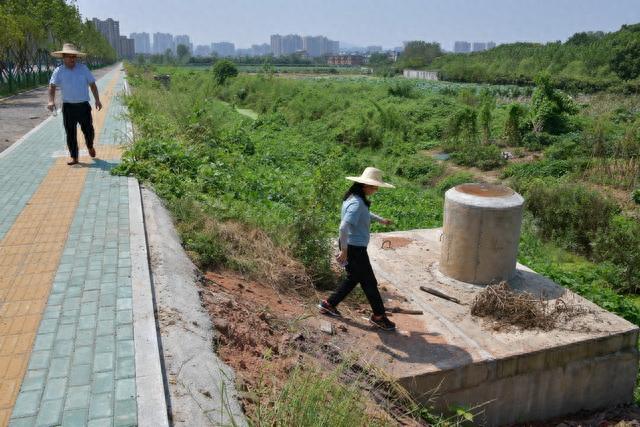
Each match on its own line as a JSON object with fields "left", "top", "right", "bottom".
{"left": 153, "top": 32, "right": 174, "bottom": 54}
{"left": 366, "top": 45, "right": 383, "bottom": 53}
{"left": 91, "top": 18, "right": 121, "bottom": 56}
{"left": 328, "top": 40, "right": 339, "bottom": 55}
{"left": 174, "top": 35, "right": 192, "bottom": 53}
{"left": 250, "top": 43, "right": 271, "bottom": 56}
{"left": 119, "top": 36, "right": 135, "bottom": 59}
{"left": 472, "top": 42, "right": 487, "bottom": 52}
{"left": 211, "top": 42, "right": 235, "bottom": 57}
{"left": 272, "top": 34, "right": 336, "bottom": 57}
{"left": 487, "top": 41, "right": 497, "bottom": 50}
{"left": 194, "top": 45, "right": 211, "bottom": 57}
{"left": 130, "top": 32, "right": 151, "bottom": 54}
{"left": 454, "top": 41, "right": 471, "bottom": 53}
{"left": 270, "top": 34, "right": 283, "bottom": 56}
{"left": 281, "top": 34, "right": 303, "bottom": 55}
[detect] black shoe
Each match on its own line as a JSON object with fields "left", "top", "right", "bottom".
{"left": 318, "top": 300, "right": 341, "bottom": 317}
{"left": 369, "top": 315, "right": 396, "bottom": 331}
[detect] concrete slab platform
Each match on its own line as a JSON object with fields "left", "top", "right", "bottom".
{"left": 352, "top": 228, "right": 638, "bottom": 426}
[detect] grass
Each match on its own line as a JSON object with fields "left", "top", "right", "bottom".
{"left": 119, "top": 62, "right": 640, "bottom": 415}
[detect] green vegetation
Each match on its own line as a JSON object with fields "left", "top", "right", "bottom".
{"left": 118, "top": 62, "right": 640, "bottom": 344}
{"left": 252, "top": 365, "right": 391, "bottom": 426}
{"left": 431, "top": 24, "right": 640, "bottom": 93}
{"left": 212, "top": 59, "right": 239, "bottom": 85}
{"left": 0, "top": 0, "right": 116, "bottom": 96}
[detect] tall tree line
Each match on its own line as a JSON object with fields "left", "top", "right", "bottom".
{"left": 0, "top": 0, "right": 116, "bottom": 94}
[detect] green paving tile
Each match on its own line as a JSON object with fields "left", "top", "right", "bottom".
{"left": 12, "top": 390, "right": 41, "bottom": 418}
{"left": 114, "top": 378, "right": 135, "bottom": 401}
{"left": 8, "top": 417, "right": 37, "bottom": 427}
{"left": 93, "top": 372, "right": 114, "bottom": 394}
{"left": 21, "top": 369, "right": 47, "bottom": 392}
{"left": 36, "top": 398, "right": 63, "bottom": 426}
{"left": 87, "top": 418, "right": 112, "bottom": 427}
{"left": 114, "top": 399, "right": 137, "bottom": 427}
{"left": 68, "top": 364, "right": 92, "bottom": 387}
{"left": 89, "top": 393, "right": 113, "bottom": 419}
{"left": 65, "top": 385, "right": 90, "bottom": 410}
{"left": 47, "top": 357, "right": 71, "bottom": 379}
{"left": 61, "top": 408, "right": 88, "bottom": 427}
{"left": 93, "top": 353, "right": 114, "bottom": 373}
{"left": 43, "top": 377, "right": 67, "bottom": 401}
{"left": 72, "top": 346, "right": 93, "bottom": 366}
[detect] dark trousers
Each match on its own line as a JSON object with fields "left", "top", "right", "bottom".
{"left": 62, "top": 102, "right": 94, "bottom": 159}
{"left": 328, "top": 245, "right": 386, "bottom": 316}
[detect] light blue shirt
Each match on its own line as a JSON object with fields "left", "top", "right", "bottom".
{"left": 50, "top": 64, "right": 95, "bottom": 103}
{"left": 341, "top": 195, "right": 371, "bottom": 247}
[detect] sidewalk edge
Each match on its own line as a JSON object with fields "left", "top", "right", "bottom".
{"left": 129, "top": 177, "right": 170, "bottom": 427}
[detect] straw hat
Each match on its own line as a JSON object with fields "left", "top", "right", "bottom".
{"left": 346, "top": 167, "right": 395, "bottom": 188}
{"left": 51, "top": 43, "right": 86, "bottom": 58}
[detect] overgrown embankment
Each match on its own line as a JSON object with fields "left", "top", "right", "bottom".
{"left": 117, "top": 65, "right": 640, "bottom": 326}
{"left": 116, "top": 64, "right": 640, "bottom": 416}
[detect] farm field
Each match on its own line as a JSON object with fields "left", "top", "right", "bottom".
{"left": 116, "top": 64, "right": 640, "bottom": 423}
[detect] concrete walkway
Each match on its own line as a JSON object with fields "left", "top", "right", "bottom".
{"left": 0, "top": 65, "right": 167, "bottom": 427}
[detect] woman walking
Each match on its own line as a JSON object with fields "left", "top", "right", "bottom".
{"left": 319, "top": 167, "right": 396, "bottom": 331}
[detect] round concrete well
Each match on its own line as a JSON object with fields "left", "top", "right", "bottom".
{"left": 440, "top": 183, "right": 524, "bottom": 285}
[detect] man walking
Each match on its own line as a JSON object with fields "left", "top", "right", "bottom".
{"left": 47, "top": 43, "right": 102, "bottom": 165}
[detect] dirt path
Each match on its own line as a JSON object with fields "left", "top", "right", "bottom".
{"left": 0, "top": 63, "right": 118, "bottom": 153}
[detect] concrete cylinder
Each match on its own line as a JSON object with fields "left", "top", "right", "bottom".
{"left": 439, "top": 183, "right": 524, "bottom": 285}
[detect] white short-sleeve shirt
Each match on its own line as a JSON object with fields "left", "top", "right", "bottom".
{"left": 49, "top": 64, "right": 96, "bottom": 103}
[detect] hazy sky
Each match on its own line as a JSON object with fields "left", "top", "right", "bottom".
{"left": 75, "top": 0, "right": 640, "bottom": 50}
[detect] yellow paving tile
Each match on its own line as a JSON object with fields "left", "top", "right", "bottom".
{"left": 0, "top": 69, "right": 122, "bottom": 426}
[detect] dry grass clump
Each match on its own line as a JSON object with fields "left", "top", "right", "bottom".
{"left": 471, "top": 281, "right": 585, "bottom": 330}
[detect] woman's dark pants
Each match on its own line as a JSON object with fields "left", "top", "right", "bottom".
{"left": 328, "top": 245, "right": 386, "bottom": 316}
{"left": 62, "top": 102, "right": 94, "bottom": 159}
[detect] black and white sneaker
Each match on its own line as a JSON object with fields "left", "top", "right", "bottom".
{"left": 318, "top": 300, "right": 341, "bottom": 317}
{"left": 369, "top": 315, "right": 396, "bottom": 331}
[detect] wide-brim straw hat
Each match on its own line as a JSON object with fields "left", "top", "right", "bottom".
{"left": 346, "top": 167, "right": 395, "bottom": 188}
{"left": 51, "top": 43, "right": 86, "bottom": 58}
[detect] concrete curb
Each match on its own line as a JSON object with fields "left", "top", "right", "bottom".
{"left": 129, "top": 177, "right": 170, "bottom": 427}
{"left": 141, "top": 187, "right": 247, "bottom": 427}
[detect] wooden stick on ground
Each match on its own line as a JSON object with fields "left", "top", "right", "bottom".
{"left": 419, "top": 286, "right": 463, "bottom": 305}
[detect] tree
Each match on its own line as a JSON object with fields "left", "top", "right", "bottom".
{"left": 479, "top": 89, "right": 496, "bottom": 144}
{"left": 176, "top": 43, "right": 190, "bottom": 63}
{"left": 503, "top": 104, "right": 525, "bottom": 146}
{"left": 610, "top": 40, "right": 640, "bottom": 80}
{"left": 399, "top": 41, "right": 443, "bottom": 68}
{"left": 530, "top": 73, "right": 577, "bottom": 134}
{"left": 211, "top": 59, "right": 238, "bottom": 85}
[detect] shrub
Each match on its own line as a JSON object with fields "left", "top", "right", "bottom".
{"left": 387, "top": 80, "right": 414, "bottom": 98}
{"left": 212, "top": 59, "right": 238, "bottom": 85}
{"left": 450, "top": 143, "right": 505, "bottom": 170}
{"left": 502, "top": 103, "right": 526, "bottom": 146}
{"left": 524, "top": 180, "right": 619, "bottom": 254}
{"left": 529, "top": 73, "right": 578, "bottom": 134}
{"left": 436, "top": 172, "right": 475, "bottom": 195}
{"left": 502, "top": 159, "right": 585, "bottom": 180}
{"left": 593, "top": 215, "right": 640, "bottom": 293}
{"left": 395, "top": 156, "right": 445, "bottom": 184}
{"left": 445, "top": 106, "right": 478, "bottom": 144}
{"left": 633, "top": 188, "right": 640, "bottom": 204}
